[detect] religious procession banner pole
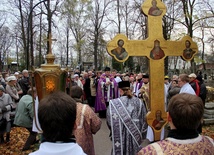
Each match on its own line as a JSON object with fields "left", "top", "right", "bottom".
{"left": 106, "top": 0, "right": 198, "bottom": 141}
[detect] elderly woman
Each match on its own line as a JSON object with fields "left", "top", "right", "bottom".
{"left": 0, "top": 85, "right": 13, "bottom": 143}
{"left": 6, "top": 76, "right": 22, "bottom": 110}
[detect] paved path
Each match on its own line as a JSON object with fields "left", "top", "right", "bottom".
{"left": 93, "top": 118, "right": 112, "bottom": 155}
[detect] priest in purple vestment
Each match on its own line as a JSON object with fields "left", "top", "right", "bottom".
{"left": 95, "top": 67, "right": 118, "bottom": 118}
{"left": 107, "top": 81, "right": 148, "bottom": 155}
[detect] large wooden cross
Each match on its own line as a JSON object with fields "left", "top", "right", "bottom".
{"left": 106, "top": 0, "right": 198, "bottom": 141}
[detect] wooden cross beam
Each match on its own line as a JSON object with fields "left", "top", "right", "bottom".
{"left": 45, "top": 33, "right": 57, "bottom": 54}
{"left": 106, "top": 0, "right": 198, "bottom": 141}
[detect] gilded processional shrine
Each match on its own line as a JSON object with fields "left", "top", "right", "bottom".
{"left": 106, "top": 0, "right": 198, "bottom": 141}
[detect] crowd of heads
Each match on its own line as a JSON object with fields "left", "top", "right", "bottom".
{"left": 0, "top": 70, "right": 28, "bottom": 83}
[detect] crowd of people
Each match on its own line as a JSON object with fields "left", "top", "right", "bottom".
{"left": 0, "top": 70, "right": 30, "bottom": 145}
{"left": 0, "top": 67, "right": 213, "bottom": 154}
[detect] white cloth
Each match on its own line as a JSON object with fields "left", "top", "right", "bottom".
{"left": 75, "top": 79, "right": 83, "bottom": 90}
{"left": 164, "top": 84, "right": 168, "bottom": 111}
{"left": 29, "top": 142, "right": 86, "bottom": 155}
{"left": 135, "top": 82, "right": 143, "bottom": 97}
{"left": 132, "top": 82, "right": 137, "bottom": 94}
{"left": 179, "top": 83, "right": 196, "bottom": 95}
{"left": 32, "top": 97, "right": 42, "bottom": 133}
{"left": 114, "top": 76, "right": 122, "bottom": 83}
{"left": 146, "top": 126, "right": 165, "bottom": 142}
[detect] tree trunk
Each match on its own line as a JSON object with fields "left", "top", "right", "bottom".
{"left": 117, "top": 0, "right": 121, "bottom": 33}
{"left": 66, "top": 26, "right": 69, "bottom": 66}
{"left": 47, "top": 0, "right": 51, "bottom": 54}
{"left": 18, "top": 0, "right": 27, "bottom": 69}
{"left": 30, "top": 0, "right": 34, "bottom": 68}
{"left": 94, "top": 31, "right": 98, "bottom": 71}
{"left": 39, "top": 10, "right": 42, "bottom": 67}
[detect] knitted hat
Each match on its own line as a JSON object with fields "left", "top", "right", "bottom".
{"left": 74, "top": 74, "right": 79, "bottom": 78}
{"left": 14, "top": 72, "right": 19, "bottom": 75}
{"left": 164, "top": 75, "right": 169, "bottom": 79}
{"left": 0, "top": 85, "right": 5, "bottom": 92}
{"left": 189, "top": 73, "right": 197, "bottom": 78}
{"left": 7, "top": 76, "right": 17, "bottom": 82}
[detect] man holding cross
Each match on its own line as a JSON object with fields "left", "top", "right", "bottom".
{"left": 107, "top": 0, "right": 198, "bottom": 141}
{"left": 137, "top": 93, "right": 214, "bottom": 155}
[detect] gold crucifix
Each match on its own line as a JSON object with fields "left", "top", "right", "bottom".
{"left": 106, "top": 0, "right": 198, "bottom": 141}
